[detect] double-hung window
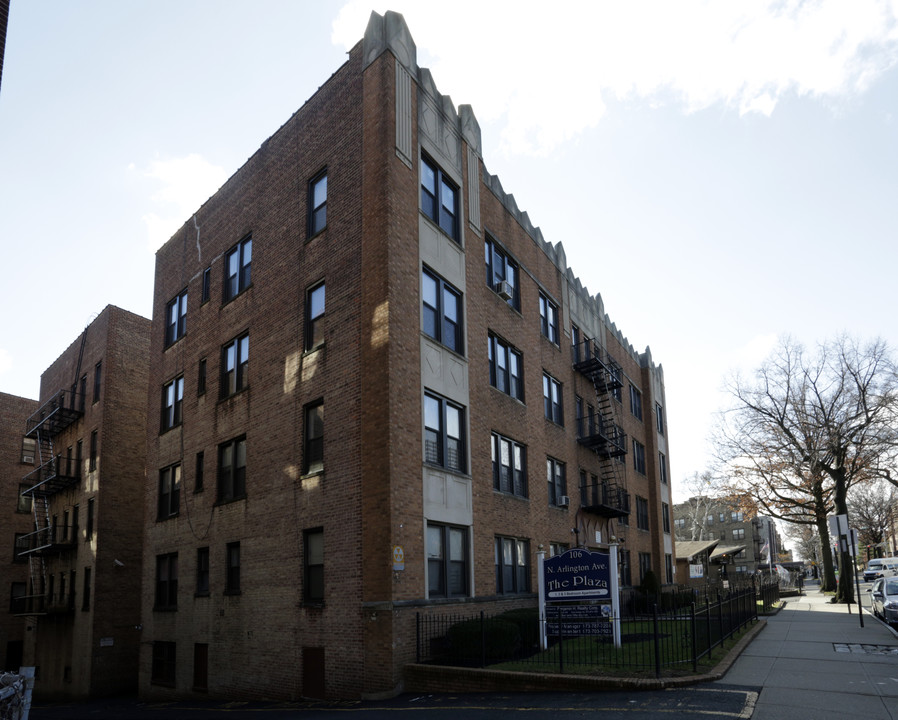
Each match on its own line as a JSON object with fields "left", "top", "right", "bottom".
{"left": 632, "top": 440, "right": 646, "bottom": 475}
{"left": 93, "top": 362, "right": 101, "bottom": 403}
{"left": 157, "top": 463, "right": 181, "bottom": 520}
{"left": 491, "top": 432, "right": 527, "bottom": 497}
{"left": 546, "top": 457, "right": 566, "bottom": 507}
{"left": 151, "top": 641, "right": 176, "bottom": 686}
{"left": 539, "top": 293, "right": 559, "bottom": 345}
{"left": 733, "top": 528, "right": 745, "bottom": 540}
{"left": 485, "top": 236, "right": 520, "bottom": 309}
{"left": 225, "top": 542, "right": 240, "bottom": 594}
{"left": 196, "top": 547, "right": 209, "bottom": 595}
{"left": 427, "top": 523, "right": 468, "bottom": 598}
{"left": 224, "top": 236, "right": 252, "bottom": 301}
{"left": 303, "top": 402, "right": 324, "bottom": 474}
{"left": 165, "top": 290, "right": 188, "bottom": 347}
{"left": 656, "top": 403, "right": 664, "bottom": 435}
{"left": 155, "top": 553, "right": 178, "bottom": 610}
{"left": 662, "top": 503, "right": 671, "bottom": 533}
{"left": 217, "top": 436, "right": 246, "bottom": 503}
{"left": 305, "top": 282, "right": 325, "bottom": 350}
{"left": 423, "top": 393, "right": 466, "bottom": 473}
{"left": 659, "top": 452, "right": 667, "bottom": 484}
{"left": 638, "top": 552, "right": 652, "bottom": 584}
{"left": 488, "top": 334, "right": 523, "bottom": 400}
{"left": 161, "top": 376, "right": 184, "bottom": 432}
{"left": 221, "top": 333, "right": 249, "bottom": 397}
{"left": 542, "top": 372, "right": 563, "bottom": 425}
{"left": 495, "top": 537, "right": 530, "bottom": 594}
{"left": 308, "top": 169, "right": 327, "bottom": 237}
{"left": 303, "top": 528, "right": 324, "bottom": 604}
{"left": 422, "top": 268, "right": 463, "bottom": 353}
{"left": 420, "top": 156, "right": 458, "bottom": 241}
{"left": 629, "top": 384, "right": 643, "bottom": 421}
{"left": 636, "top": 496, "right": 649, "bottom": 530}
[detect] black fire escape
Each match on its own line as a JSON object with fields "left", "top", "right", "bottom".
{"left": 14, "top": 388, "right": 84, "bottom": 615}
{"left": 573, "top": 338, "right": 630, "bottom": 519}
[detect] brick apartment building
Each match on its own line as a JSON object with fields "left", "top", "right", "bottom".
{"left": 1, "top": 392, "right": 38, "bottom": 672}
{"left": 14, "top": 305, "right": 150, "bottom": 698}
{"left": 141, "top": 10, "right": 675, "bottom": 701}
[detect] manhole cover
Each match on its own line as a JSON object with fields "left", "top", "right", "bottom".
{"left": 833, "top": 643, "right": 898, "bottom": 655}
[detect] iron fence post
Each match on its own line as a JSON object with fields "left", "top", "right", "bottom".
{"left": 691, "top": 602, "right": 698, "bottom": 672}
{"left": 653, "top": 603, "right": 661, "bottom": 678}
{"left": 557, "top": 605, "right": 564, "bottom": 674}
{"left": 480, "top": 611, "right": 485, "bottom": 668}
{"left": 416, "top": 613, "right": 420, "bottom": 663}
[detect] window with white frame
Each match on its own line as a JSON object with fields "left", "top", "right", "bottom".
{"left": 542, "top": 372, "right": 563, "bottom": 425}
{"left": 161, "top": 376, "right": 184, "bottom": 432}
{"left": 495, "top": 536, "right": 530, "bottom": 594}
{"left": 538, "top": 293, "right": 559, "bottom": 345}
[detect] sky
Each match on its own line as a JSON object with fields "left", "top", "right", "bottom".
{"left": 2, "top": 0, "right": 897, "bottom": 507}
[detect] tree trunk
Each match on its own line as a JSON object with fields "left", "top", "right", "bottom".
{"left": 815, "top": 513, "right": 837, "bottom": 592}
{"left": 832, "top": 468, "right": 855, "bottom": 604}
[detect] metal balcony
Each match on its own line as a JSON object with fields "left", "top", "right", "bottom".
{"left": 572, "top": 341, "right": 624, "bottom": 394}
{"left": 579, "top": 481, "right": 631, "bottom": 519}
{"left": 25, "top": 389, "right": 83, "bottom": 438}
{"left": 22, "top": 458, "right": 81, "bottom": 498}
{"left": 15, "top": 526, "right": 78, "bottom": 558}
{"left": 577, "top": 414, "right": 628, "bottom": 458}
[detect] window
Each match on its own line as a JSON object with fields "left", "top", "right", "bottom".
{"left": 422, "top": 269, "right": 463, "bottom": 353}
{"left": 157, "top": 464, "right": 181, "bottom": 520}
{"left": 495, "top": 537, "right": 530, "bottom": 594}
{"left": 304, "top": 402, "right": 324, "bottom": 474}
{"left": 12, "top": 534, "right": 25, "bottom": 563}
{"left": 303, "top": 529, "right": 324, "bottom": 604}
{"left": 662, "top": 503, "right": 670, "bottom": 534}
{"left": 426, "top": 523, "right": 468, "bottom": 598}
{"left": 151, "top": 642, "right": 176, "bottom": 686}
{"left": 420, "top": 155, "right": 458, "bottom": 241}
{"left": 546, "top": 457, "right": 566, "bottom": 507}
{"left": 538, "top": 293, "right": 559, "bottom": 345}
{"left": 308, "top": 169, "right": 327, "bottom": 236}
{"left": 86, "top": 498, "right": 94, "bottom": 540}
{"left": 220, "top": 333, "right": 249, "bottom": 397}
{"left": 550, "top": 542, "right": 568, "bottom": 557}
{"left": 89, "top": 430, "right": 97, "bottom": 472}
{"left": 491, "top": 433, "right": 527, "bottom": 497}
{"left": 485, "top": 236, "right": 519, "bottom": 309}
{"left": 423, "top": 393, "right": 466, "bottom": 473}
{"left": 665, "top": 554, "right": 673, "bottom": 584}
{"left": 542, "top": 373, "right": 563, "bottom": 425}
{"left": 21, "top": 437, "right": 35, "bottom": 464}
{"left": 201, "top": 267, "right": 211, "bottom": 303}
{"left": 720, "top": 530, "right": 726, "bottom": 541}
{"left": 155, "top": 553, "right": 178, "bottom": 610}
{"left": 611, "top": 362, "right": 623, "bottom": 403}
{"left": 488, "top": 334, "right": 523, "bottom": 400}
{"left": 16, "top": 485, "right": 31, "bottom": 514}
{"left": 76, "top": 440, "right": 82, "bottom": 477}
{"left": 619, "top": 549, "right": 631, "bottom": 586}
{"left": 82, "top": 567, "right": 91, "bottom": 611}
{"left": 195, "top": 547, "right": 209, "bottom": 595}
{"left": 217, "top": 436, "right": 246, "bottom": 503}
{"left": 731, "top": 511, "right": 744, "bottom": 522}
{"left": 575, "top": 396, "right": 584, "bottom": 436}
{"left": 733, "top": 528, "right": 745, "bottom": 540}
{"left": 629, "top": 384, "right": 643, "bottom": 421}
{"left": 638, "top": 552, "right": 652, "bottom": 584}
{"left": 197, "top": 358, "right": 206, "bottom": 396}
{"left": 656, "top": 403, "right": 664, "bottom": 435}
{"left": 93, "top": 362, "right": 101, "bottom": 403}
{"left": 195, "top": 452, "right": 204, "bottom": 493}
{"left": 224, "top": 236, "right": 252, "bottom": 301}
{"left": 571, "top": 325, "right": 582, "bottom": 362}
{"left": 659, "top": 452, "right": 667, "bottom": 485}
{"left": 632, "top": 440, "right": 646, "bottom": 475}
{"left": 636, "top": 495, "right": 649, "bottom": 531}
{"left": 719, "top": 512, "right": 725, "bottom": 522}
{"left": 165, "top": 290, "right": 188, "bottom": 346}
{"left": 161, "top": 376, "right": 184, "bottom": 432}
{"left": 225, "top": 542, "right": 240, "bottom": 594}
{"left": 79, "top": 375, "right": 86, "bottom": 413}
{"left": 10, "top": 582, "right": 26, "bottom": 614}
{"left": 305, "top": 282, "right": 325, "bottom": 350}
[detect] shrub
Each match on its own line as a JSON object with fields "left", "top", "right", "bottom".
{"left": 498, "top": 607, "right": 540, "bottom": 649}
{"left": 446, "top": 616, "right": 521, "bottom": 660}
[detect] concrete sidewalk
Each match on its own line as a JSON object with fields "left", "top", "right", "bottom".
{"left": 717, "top": 584, "right": 898, "bottom": 719}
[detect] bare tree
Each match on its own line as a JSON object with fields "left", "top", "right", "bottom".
{"left": 674, "top": 471, "right": 720, "bottom": 541}
{"left": 848, "top": 481, "right": 898, "bottom": 559}
{"left": 715, "top": 336, "right": 898, "bottom": 603}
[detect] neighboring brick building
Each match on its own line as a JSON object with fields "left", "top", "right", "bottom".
{"left": 15, "top": 305, "right": 150, "bottom": 699}
{"left": 140, "top": 10, "right": 674, "bottom": 701}
{"left": 1, "top": 391, "right": 38, "bottom": 671}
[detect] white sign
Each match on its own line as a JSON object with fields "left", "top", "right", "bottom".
{"left": 689, "top": 564, "right": 704, "bottom": 579}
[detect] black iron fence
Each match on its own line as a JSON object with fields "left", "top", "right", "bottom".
{"left": 416, "top": 582, "right": 778, "bottom": 677}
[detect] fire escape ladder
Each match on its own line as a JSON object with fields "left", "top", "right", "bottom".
{"left": 574, "top": 339, "right": 630, "bottom": 518}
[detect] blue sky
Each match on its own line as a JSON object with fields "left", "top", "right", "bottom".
{"left": 2, "top": 1, "right": 897, "bottom": 502}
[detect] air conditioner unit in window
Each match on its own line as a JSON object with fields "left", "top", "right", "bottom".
{"left": 22, "top": 455, "right": 34, "bottom": 464}
{"left": 495, "top": 280, "right": 513, "bottom": 300}
{"left": 558, "top": 495, "right": 570, "bottom": 507}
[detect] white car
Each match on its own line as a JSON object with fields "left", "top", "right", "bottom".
{"left": 870, "top": 577, "right": 898, "bottom": 625}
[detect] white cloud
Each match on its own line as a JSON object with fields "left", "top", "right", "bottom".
{"left": 140, "top": 154, "right": 228, "bottom": 251}
{"left": 333, "top": 0, "right": 898, "bottom": 155}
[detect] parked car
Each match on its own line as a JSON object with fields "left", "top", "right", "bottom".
{"left": 870, "top": 577, "right": 898, "bottom": 625}
{"left": 863, "top": 558, "right": 898, "bottom": 582}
